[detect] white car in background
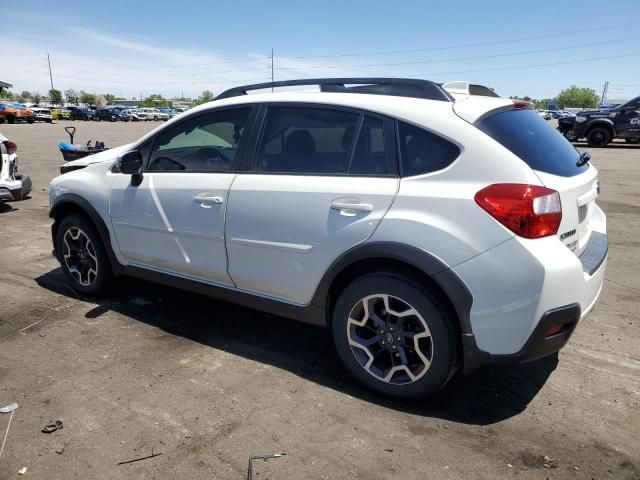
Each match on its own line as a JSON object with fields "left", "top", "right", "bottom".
{"left": 1, "top": 132, "right": 31, "bottom": 201}
{"left": 48, "top": 78, "right": 607, "bottom": 398}
{"left": 30, "top": 107, "right": 53, "bottom": 123}
{"left": 136, "top": 108, "right": 169, "bottom": 121}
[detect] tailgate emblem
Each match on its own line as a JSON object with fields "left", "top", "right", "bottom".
{"left": 560, "top": 229, "right": 576, "bottom": 241}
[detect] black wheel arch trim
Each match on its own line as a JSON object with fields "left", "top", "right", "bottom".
{"left": 49, "top": 193, "right": 124, "bottom": 275}
{"left": 310, "top": 241, "right": 475, "bottom": 345}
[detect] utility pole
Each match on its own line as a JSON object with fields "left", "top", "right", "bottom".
{"left": 47, "top": 53, "right": 54, "bottom": 91}
{"left": 601, "top": 81, "right": 609, "bottom": 105}
{"left": 270, "top": 48, "right": 274, "bottom": 91}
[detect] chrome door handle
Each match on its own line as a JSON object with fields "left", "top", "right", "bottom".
{"left": 193, "top": 193, "right": 224, "bottom": 205}
{"left": 330, "top": 200, "right": 373, "bottom": 213}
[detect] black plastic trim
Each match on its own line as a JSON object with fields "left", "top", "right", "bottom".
{"left": 216, "top": 78, "right": 453, "bottom": 102}
{"left": 462, "top": 303, "right": 581, "bottom": 373}
{"left": 124, "top": 265, "right": 325, "bottom": 327}
{"left": 578, "top": 232, "right": 608, "bottom": 275}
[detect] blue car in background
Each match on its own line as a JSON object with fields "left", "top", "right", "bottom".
{"left": 67, "top": 106, "right": 96, "bottom": 121}
{"left": 159, "top": 108, "right": 177, "bottom": 119}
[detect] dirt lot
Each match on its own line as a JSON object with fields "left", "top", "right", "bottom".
{"left": 0, "top": 120, "right": 638, "bottom": 479}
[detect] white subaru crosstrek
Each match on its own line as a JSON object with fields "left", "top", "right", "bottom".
{"left": 49, "top": 78, "right": 607, "bottom": 398}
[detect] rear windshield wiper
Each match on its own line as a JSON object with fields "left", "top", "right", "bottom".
{"left": 576, "top": 152, "right": 591, "bottom": 167}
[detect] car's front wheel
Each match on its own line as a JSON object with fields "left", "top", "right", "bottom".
{"left": 332, "top": 272, "right": 458, "bottom": 399}
{"left": 587, "top": 127, "right": 611, "bottom": 147}
{"left": 55, "top": 214, "right": 113, "bottom": 295}
{"left": 625, "top": 137, "right": 640, "bottom": 144}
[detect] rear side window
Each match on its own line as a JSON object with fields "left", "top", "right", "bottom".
{"left": 476, "top": 108, "right": 587, "bottom": 177}
{"left": 398, "top": 121, "right": 460, "bottom": 176}
{"left": 255, "top": 107, "right": 359, "bottom": 174}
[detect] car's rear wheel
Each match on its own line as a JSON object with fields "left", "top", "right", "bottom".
{"left": 153, "top": 115, "right": 159, "bottom": 121}
{"left": 55, "top": 214, "right": 113, "bottom": 295}
{"left": 587, "top": 127, "right": 611, "bottom": 147}
{"left": 625, "top": 137, "right": 640, "bottom": 144}
{"left": 332, "top": 272, "right": 458, "bottom": 399}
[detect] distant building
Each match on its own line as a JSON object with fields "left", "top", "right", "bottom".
{"left": 547, "top": 100, "right": 558, "bottom": 111}
{"left": 112, "top": 99, "right": 140, "bottom": 107}
{"left": 0, "top": 79, "right": 12, "bottom": 89}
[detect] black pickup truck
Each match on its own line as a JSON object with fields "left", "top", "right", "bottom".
{"left": 558, "top": 96, "right": 640, "bottom": 147}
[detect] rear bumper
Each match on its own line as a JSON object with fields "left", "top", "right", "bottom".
{"left": 456, "top": 227, "right": 608, "bottom": 374}
{"left": 462, "top": 303, "right": 581, "bottom": 372}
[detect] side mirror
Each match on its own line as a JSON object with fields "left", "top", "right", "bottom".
{"left": 119, "top": 150, "right": 142, "bottom": 174}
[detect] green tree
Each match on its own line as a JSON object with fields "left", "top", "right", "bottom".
{"left": 194, "top": 90, "right": 214, "bottom": 105}
{"left": 103, "top": 93, "right": 116, "bottom": 104}
{"left": 20, "top": 90, "right": 33, "bottom": 101}
{"left": 65, "top": 89, "right": 80, "bottom": 105}
{"left": 32, "top": 92, "right": 42, "bottom": 104}
{"left": 139, "top": 94, "right": 170, "bottom": 108}
{"left": 556, "top": 86, "right": 599, "bottom": 109}
{"left": 49, "top": 88, "right": 63, "bottom": 105}
{"left": 80, "top": 91, "right": 96, "bottom": 105}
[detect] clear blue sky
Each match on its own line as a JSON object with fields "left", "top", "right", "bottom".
{"left": 2, "top": 0, "right": 639, "bottom": 101}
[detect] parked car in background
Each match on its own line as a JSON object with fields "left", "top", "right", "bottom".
{"left": 67, "top": 106, "right": 96, "bottom": 121}
{"left": 121, "top": 109, "right": 144, "bottom": 122}
{"left": 30, "top": 107, "right": 53, "bottom": 123}
{"left": 571, "top": 95, "right": 640, "bottom": 146}
{"left": 51, "top": 108, "right": 71, "bottom": 120}
{"left": 49, "top": 77, "right": 608, "bottom": 399}
{"left": 1, "top": 131, "right": 31, "bottom": 201}
{"left": 0, "top": 104, "right": 35, "bottom": 124}
{"left": 159, "top": 108, "right": 177, "bottom": 119}
{"left": 136, "top": 108, "right": 169, "bottom": 121}
{"left": 95, "top": 108, "right": 126, "bottom": 122}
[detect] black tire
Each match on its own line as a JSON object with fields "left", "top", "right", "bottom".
{"left": 587, "top": 127, "right": 611, "bottom": 147}
{"left": 7, "top": 115, "right": 15, "bottom": 124}
{"left": 27, "top": 119, "right": 34, "bottom": 124}
{"left": 332, "top": 272, "right": 459, "bottom": 399}
{"left": 153, "top": 115, "right": 159, "bottom": 121}
{"left": 55, "top": 214, "right": 114, "bottom": 295}
{"left": 625, "top": 137, "right": 640, "bottom": 144}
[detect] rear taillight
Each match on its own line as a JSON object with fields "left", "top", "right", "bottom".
{"left": 4, "top": 141, "right": 17, "bottom": 155}
{"left": 474, "top": 184, "right": 562, "bottom": 239}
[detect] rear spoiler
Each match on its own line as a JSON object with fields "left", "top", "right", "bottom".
{"left": 441, "top": 81, "right": 500, "bottom": 98}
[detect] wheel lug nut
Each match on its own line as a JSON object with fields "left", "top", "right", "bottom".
{"left": 397, "top": 337, "right": 401, "bottom": 342}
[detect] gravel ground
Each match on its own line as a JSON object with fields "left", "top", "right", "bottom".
{"left": 0, "top": 120, "right": 638, "bottom": 479}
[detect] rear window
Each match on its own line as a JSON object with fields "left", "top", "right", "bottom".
{"left": 476, "top": 109, "right": 587, "bottom": 177}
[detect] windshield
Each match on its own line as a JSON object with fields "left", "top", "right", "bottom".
{"left": 476, "top": 108, "right": 588, "bottom": 177}
{"left": 619, "top": 96, "right": 640, "bottom": 110}
{"left": 12, "top": 104, "right": 25, "bottom": 110}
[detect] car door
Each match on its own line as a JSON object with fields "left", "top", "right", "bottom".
{"left": 109, "top": 106, "right": 255, "bottom": 285}
{"left": 226, "top": 104, "right": 399, "bottom": 304}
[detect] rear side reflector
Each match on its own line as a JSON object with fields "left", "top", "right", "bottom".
{"left": 3, "top": 141, "right": 17, "bottom": 155}
{"left": 475, "top": 184, "right": 562, "bottom": 239}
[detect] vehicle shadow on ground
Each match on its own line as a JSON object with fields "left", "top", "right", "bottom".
{"left": 36, "top": 269, "right": 557, "bottom": 426}
{"left": 0, "top": 203, "right": 16, "bottom": 214}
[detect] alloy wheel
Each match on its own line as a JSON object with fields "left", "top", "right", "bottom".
{"left": 347, "top": 294, "right": 433, "bottom": 385}
{"left": 62, "top": 227, "right": 98, "bottom": 286}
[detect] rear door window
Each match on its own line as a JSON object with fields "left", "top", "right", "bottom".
{"left": 255, "top": 107, "right": 359, "bottom": 174}
{"left": 476, "top": 108, "right": 587, "bottom": 177}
